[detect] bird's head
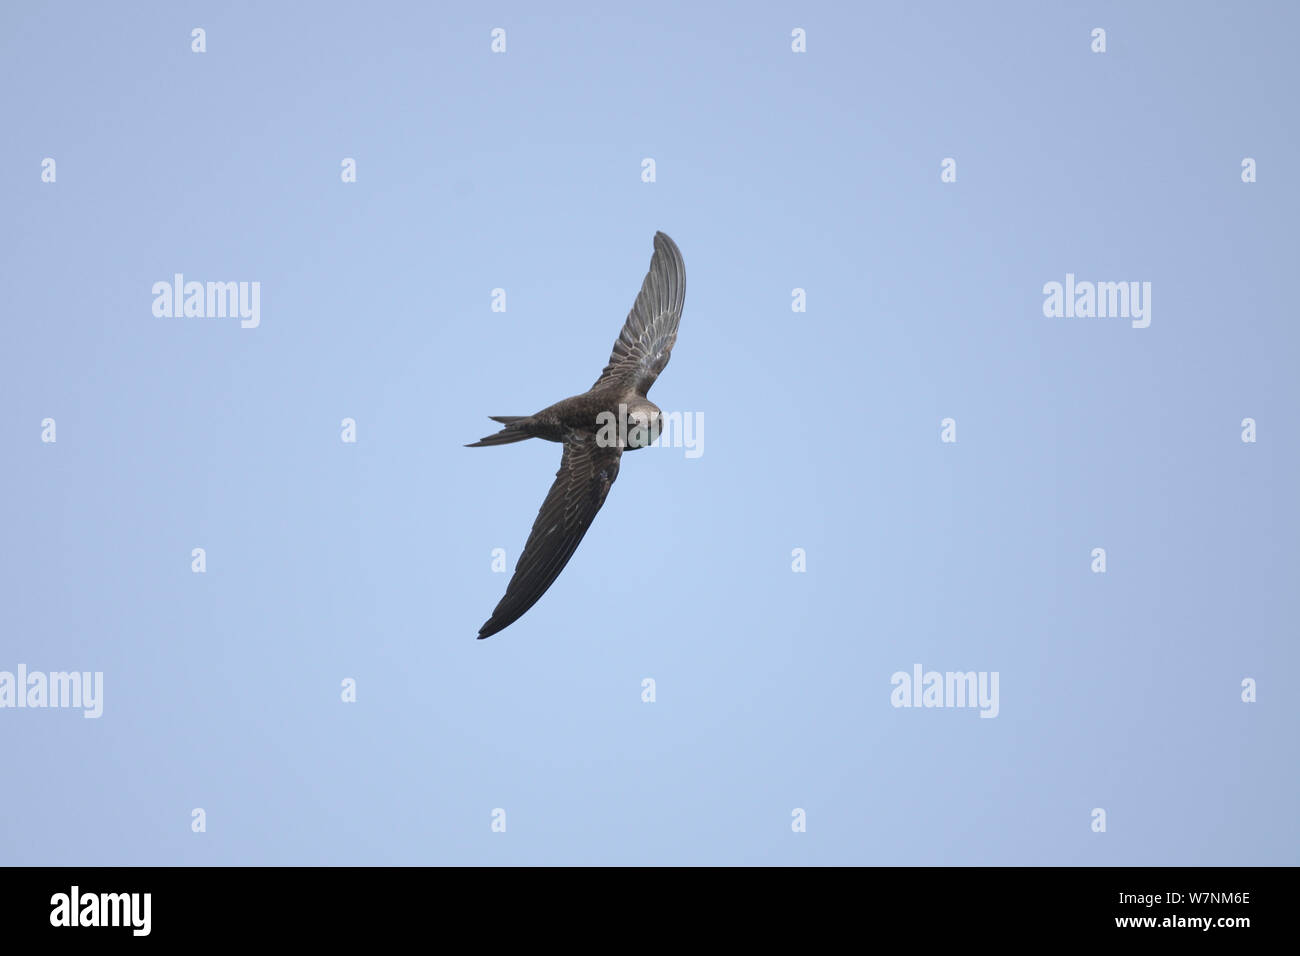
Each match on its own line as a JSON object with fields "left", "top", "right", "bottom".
{"left": 624, "top": 401, "right": 662, "bottom": 449}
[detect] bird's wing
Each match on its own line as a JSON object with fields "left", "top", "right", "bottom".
{"left": 592, "top": 231, "right": 685, "bottom": 395}
{"left": 478, "top": 439, "right": 623, "bottom": 639}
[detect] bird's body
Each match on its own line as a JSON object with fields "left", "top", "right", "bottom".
{"left": 470, "top": 387, "right": 660, "bottom": 447}
{"left": 468, "top": 232, "right": 686, "bottom": 639}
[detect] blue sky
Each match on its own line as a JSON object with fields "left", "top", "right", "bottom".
{"left": 1, "top": 1, "right": 1296, "bottom": 865}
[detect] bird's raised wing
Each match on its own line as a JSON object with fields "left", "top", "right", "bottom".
{"left": 477, "top": 439, "right": 623, "bottom": 639}
{"left": 592, "top": 231, "right": 685, "bottom": 395}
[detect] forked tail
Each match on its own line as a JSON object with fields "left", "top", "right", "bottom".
{"left": 465, "top": 415, "right": 533, "bottom": 447}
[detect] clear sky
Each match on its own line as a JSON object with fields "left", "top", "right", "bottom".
{"left": 1, "top": 1, "right": 1296, "bottom": 865}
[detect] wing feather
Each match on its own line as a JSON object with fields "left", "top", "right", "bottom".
{"left": 592, "top": 232, "right": 686, "bottom": 395}
{"left": 477, "top": 440, "right": 623, "bottom": 639}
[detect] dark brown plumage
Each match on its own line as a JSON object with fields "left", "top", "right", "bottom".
{"left": 468, "top": 232, "right": 686, "bottom": 639}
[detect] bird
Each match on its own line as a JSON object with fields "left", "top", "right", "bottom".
{"left": 467, "top": 231, "right": 686, "bottom": 639}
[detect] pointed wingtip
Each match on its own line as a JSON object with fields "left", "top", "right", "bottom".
{"left": 653, "top": 231, "right": 680, "bottom": 260}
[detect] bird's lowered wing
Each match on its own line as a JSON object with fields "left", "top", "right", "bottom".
{"left": 592, "top": 231, "right": 685, "bottom": 396}
{"left": 478, "top": 439, "right": 623, "bottom": 639}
